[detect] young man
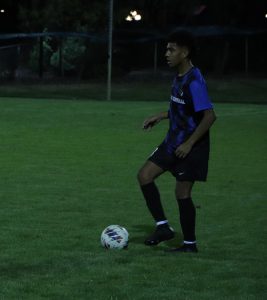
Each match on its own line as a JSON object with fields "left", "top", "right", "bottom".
{"left": 137, "top": 30, "right": 216, "bottom": 253}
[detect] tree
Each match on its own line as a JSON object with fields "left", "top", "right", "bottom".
{"left": 18, "top": 0, "right": 108, "bottom": 32}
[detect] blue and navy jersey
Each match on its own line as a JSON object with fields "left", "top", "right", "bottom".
{"left": 164, "top": 67, "right": 213, "bottom": 154}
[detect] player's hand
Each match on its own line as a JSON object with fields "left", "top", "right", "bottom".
{"left": 175, "top": 142, "right": 193, "bottom": 158}
{"left": 143, "top": 116, "right": 160, "bottom": 130}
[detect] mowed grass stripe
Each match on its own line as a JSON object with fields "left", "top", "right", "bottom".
{"left": 0, "top": 98, "right": 266, "bottom": 300}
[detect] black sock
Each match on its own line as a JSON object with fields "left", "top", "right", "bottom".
{"left": 141, "top": 182, "right": 167, "bottom": 222}
{"left": 177, "top": 197, "right": 196, "bottom": 242}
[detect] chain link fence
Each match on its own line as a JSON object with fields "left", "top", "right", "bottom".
{"left": 0, "top": 28, "right": 267, "bottom": 82}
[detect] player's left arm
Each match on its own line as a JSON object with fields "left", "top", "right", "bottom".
{"left": 175, "top": 109, "right": 216, "bottom": 158}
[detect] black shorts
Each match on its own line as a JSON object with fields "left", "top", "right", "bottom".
{"left": 148, "top": 141, "right": 209, "bottom": 181}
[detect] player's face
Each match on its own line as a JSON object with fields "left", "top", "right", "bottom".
{"left": 165, "top": 43, "right": 188, "bottom": 68}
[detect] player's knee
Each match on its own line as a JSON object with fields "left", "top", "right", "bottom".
{"left": 175, "top": 181, "right": 194, "bottom": 199}
{"left": 175, "top": 186, "right": 191, "bottom": 199}
{"left": 137, "top": 168, "right": 153, "bottom": 185}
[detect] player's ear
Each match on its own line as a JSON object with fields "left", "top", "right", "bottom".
{"left": 182, "top": 47, "right": 189, "bottom": 58}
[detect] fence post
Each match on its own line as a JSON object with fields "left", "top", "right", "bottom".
{"left": 245, "top": 37, "right": 249, "bottom": 76}
{"left": 59, "top": 37, "right": 64, "bottom": 77}
{"left": 39, "top": 36, "right": 44, "bottom": 79}
{"left": 154, "top": 41, "right": 158, "bottom": 75}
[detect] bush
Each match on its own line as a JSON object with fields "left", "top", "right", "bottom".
{"left": 29, "top": 31, "right": 53, "bottom": 72}
{"left": 50, "top": 37, "right": 86, "bottom": 75}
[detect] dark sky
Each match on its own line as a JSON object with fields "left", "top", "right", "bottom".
{"left": 0, "top": 0, "right": 267, "bottom": 33}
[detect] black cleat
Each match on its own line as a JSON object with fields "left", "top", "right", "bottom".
{"left": 165, "top": 243, "right": 198, "bottom": 253}
{"left": 144, "top": 224, "right": 175, "bottom": 246}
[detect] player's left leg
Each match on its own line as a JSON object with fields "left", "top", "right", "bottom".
{"left": 166, "top": 180, "right": 198, "bottom": 253}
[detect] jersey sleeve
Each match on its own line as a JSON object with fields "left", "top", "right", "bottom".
{"left": 189, "top": 79, "right": 213, "bottom": 112}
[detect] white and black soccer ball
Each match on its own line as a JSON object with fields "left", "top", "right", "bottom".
{"left": 101, "top": 225, "right": 129, "bottom": 249}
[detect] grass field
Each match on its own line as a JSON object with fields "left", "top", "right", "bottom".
{"left": 0, "top": 77, "right": 267, "bottom": 103}
{"left": 0, "top": 97, "right": 266, "bottom": 299}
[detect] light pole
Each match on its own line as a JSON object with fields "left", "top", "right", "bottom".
{"left": 107, "top": 0, "right": 113, "bottom": 101}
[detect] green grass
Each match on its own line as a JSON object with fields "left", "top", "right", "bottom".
{"left": 0, "top": 77, "right": 267, "bottom": 103}
{"left": 0, "top": 97, "right": 266, "bottom": 299}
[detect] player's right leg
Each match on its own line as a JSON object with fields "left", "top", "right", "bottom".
{"left": 137, "top": 160, "right": 174, "bottom": 246}
{"left": 137, "top": 160, "right": 164, "bottom": 186}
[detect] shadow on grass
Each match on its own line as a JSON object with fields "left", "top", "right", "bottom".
{"left": 129, "top": 224, "right": 183, "bottom": 248}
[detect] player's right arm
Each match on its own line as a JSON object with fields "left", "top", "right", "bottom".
{"left": 143, "top": 111, "right": 169, "bottom": 130}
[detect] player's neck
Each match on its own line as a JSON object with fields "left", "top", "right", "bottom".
{"left": 177, "top": 60, "right": 193, "bottom": 77}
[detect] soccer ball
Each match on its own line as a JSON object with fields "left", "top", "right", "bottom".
{"left": 101, "top": 225, "right": 129, "bottom": 249}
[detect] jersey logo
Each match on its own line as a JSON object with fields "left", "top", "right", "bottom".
{"left": 171, "top": 95, "right": 185, "bottom": 105}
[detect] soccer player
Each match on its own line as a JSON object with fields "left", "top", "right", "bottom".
{"left": 137, "top": 30, "right": 216, "bottom": 253}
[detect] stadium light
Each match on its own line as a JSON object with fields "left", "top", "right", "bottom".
{"left": 134, "top": 14, "right": 142, "bottom": 21}
{"left": 125, "top": 10, "right": 142, "bottom": 22}
{"left": 0, "top": 9, "right": 5, "bottom": 13}
{"left": 265, "top": 13, "right": 267, "bottom": 18}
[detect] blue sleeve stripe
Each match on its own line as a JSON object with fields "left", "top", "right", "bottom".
{"left": 189, "top": 80, "right": 213, "bottom": 112}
